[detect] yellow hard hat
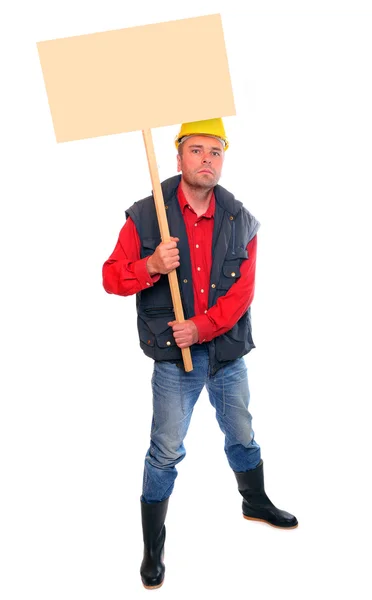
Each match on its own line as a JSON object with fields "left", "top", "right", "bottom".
{"left": 175, "top": 118, "right": 229, "bottom": 151}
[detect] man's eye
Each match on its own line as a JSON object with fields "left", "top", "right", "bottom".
{"left": 212, "top": 152, "right": 221, "bottom": 157}
{"left": 192, "top": 149, "right": 200, "bottom": 153}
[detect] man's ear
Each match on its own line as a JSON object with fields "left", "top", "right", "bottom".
{"left": 177, "top": 154, "right": 182, "bottom": 173}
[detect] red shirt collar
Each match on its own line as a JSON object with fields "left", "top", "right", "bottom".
{"left": 177, "top": 181, "right": 215, "bottom": 218}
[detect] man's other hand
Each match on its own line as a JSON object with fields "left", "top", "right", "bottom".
{"left": 168, "top": 320, "right": 199, "bottom": 349}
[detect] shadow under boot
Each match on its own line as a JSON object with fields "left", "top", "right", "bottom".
{"left": 234, "top": 460, "right": 298, "bottom": 529}
{"left": 140, "top": 496, "right": 169, "bottom": 589}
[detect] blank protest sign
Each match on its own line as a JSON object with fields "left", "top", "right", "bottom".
{"left": 37, "top": 14, "right": 236, "bottom": 143}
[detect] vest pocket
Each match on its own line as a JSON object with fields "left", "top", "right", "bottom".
{"left": 156, "top": 333, "right": 177, "bottom": 348}
{"left": 138, "top": 314, "right": 181, "bottom": 360}
{"left": 217, "top": 264, "right": 242, "bottom": 290}
{"left": 214, "top": 316, "right": 252, "bottom": 363}
{"left": 144, "top": 306, "right": 175, "bottom": 318}
{"left": 142, "top": 312, "right": 174, "bottom": 331}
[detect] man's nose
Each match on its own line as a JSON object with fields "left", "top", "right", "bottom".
{"left": 202, "top": 155, "right": 212, "bottom": 164}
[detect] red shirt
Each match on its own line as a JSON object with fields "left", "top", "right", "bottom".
{"left": 102, "top": 182, "right": 258, "bottom": 343}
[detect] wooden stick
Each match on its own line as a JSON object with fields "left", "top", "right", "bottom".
{"left": 142, "top": 129, "right": 193, "bottom": 372}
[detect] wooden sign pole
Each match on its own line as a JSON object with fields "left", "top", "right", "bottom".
{"left": 142, "top": 129, "right": 193, "bottom": 372}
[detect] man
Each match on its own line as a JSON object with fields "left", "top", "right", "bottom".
{"left": 102, "top": 118, "right": 298, "bottom": 590}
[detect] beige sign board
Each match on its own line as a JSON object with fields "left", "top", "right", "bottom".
{"left": 36, "top": 14, "right": 236, "bottom": 143}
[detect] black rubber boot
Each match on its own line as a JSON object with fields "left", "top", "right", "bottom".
{"left": 234, "top": 460, "right": 298, "bottom": 529}
{"left": 140, "top": 497, "right": 169, "bottom": 589}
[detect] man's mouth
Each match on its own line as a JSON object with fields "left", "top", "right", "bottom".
{"left": 198, "top": 169, "right": 213, "bottom": 175}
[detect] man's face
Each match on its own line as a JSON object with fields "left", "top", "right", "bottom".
{"left": 177, "top": 135, "right": 225, "bottom": 189}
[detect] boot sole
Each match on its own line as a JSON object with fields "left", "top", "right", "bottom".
{"left": 243, "top": 515, "right": 298, "bottom": 529}
{"left": 142, "top": 581, "right": 164, "bottom": 590}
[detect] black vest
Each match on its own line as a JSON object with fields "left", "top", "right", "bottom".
{"left": 125, "top": 175, "right": 260, "bottom": 375}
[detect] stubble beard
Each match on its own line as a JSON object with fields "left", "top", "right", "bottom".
{"left": 182, "top": 169, "right": 219, "bottom": 191}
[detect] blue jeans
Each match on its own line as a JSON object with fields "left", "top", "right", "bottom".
{"left": 141, "top": 344, "right": 261, "bottom": 503}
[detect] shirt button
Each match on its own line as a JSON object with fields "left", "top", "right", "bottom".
{"left": 231, "top": 272, "right": 236, "bottom": 277}
{"left": 229, "top": 215, "right": 234, "bottom": 220}
{"left": 146, "top": 282, "right": 151, "bottom": 286}
{"left": 211, "top": 283, "right": 216, "bottom": 288}
{"left": 183, "top": 279, "right": 188, "bottom": 283}
{"left": 204, "top": 310, "right": 207, "bottom": 314}
{"left": 194, "top": 223, "right": 198, "bottom": 227}
{"left": 196, "top": 244, "right": 199, "bottom": 248}
{"left": 197, "top": 267, "right": 201, "bottom": 271}
{"left": 166, "top": 341, "right": 171, "bottom": 346}
{"left": 201, "top": 289, "right": 204, "bottom": 293}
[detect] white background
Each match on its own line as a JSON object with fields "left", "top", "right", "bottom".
{"left": 1, "top": 1, "right": 371, "bottom": 598}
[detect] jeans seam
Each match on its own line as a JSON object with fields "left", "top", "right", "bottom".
{"left": 180, "top": 369, "right": 186, "bottom": 415}
{"left": 222, "top": 367, "right": 226, "bottom": 416}
{"left": 152, "top": 365, "right": 157, "bottom": 428}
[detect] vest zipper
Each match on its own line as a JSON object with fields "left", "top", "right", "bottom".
{"left": 231, "top": 220, "right": 236, "bottom": 255}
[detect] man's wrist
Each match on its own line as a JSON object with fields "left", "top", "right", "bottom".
{"left": 146, "top": 256, "right": 158, "bottom": 276}
{"left": 190, "top": 314, "right": 214, "bottom": 343}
